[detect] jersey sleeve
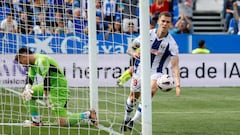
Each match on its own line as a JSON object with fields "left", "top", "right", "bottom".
{"left": 169, "top": 36, "right": 179, "bottom": 56}
{"left": 37, "top": 56, "right": 50, "bottom": 78}
{"left": 26, "top": 67, "right": 36, "bottom": 85}
{"left": 132, "top": 29, "right": 156, "bottom": 48}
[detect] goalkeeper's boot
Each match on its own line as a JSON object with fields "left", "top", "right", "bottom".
{"left": 128, "top": 120, "right": 134, "bottom": 131}
{"left": 23, "top": 120, "right": 43, "bottom": 127}
{"left": 120, "top": 118, "right": 131, "bottom": 132}
{"left": 89, "top": 109, "right": 98, "bottom": 126}
{"left": 117, "top": 79, "right": 124, "bottom": 87}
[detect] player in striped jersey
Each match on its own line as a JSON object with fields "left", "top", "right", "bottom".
{"left": 121, "top": 12, "right": 181, "bottom": 132}
{"left": 15, "top": 48, "right": 97, "bottom": 127}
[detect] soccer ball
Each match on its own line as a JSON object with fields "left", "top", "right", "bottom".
{"left": 157, "top": 74, "right": 174, "bottom": 92}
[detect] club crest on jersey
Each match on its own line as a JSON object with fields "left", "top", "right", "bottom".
{"left": 160, "top": 44, "right": 167, "bottom": 50}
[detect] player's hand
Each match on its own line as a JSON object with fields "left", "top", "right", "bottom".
{"left": 175, "top": 85, "right": 181, "bottom": 97}
{"left": 151, "top": 49, "right": 161, "bottom": 56}
{"left": 43, "top": 94, "right": 52, "bottom": 108}
{"left": 22, "top": 84, "right": 33, "bottom": 101}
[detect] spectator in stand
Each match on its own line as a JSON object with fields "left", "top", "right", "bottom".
{"left": 33, "top": 0, "right": 45, "bottom": 15}
{"left": 233, "top": 0, "right": 240, "bottom": 34}
{"left": 178, "top": 0, "right": 193, "bottom": 20}
{"left": 64, "top": 0, "right": 73, "bottom": 9}
{"left": 84, "top": 14, "right": 108, "bottom": 35}
{"left": 18, "top": 11, "right": 32, "bottom": 34}
{"left": 0, "top": 13, "right": 18, "bottom": 33}
{"left": 73, "top": 8, "right": 87, "bottom": 34}
{"left": 103, "top": 0, "right": 117, "bottom": 33}
{"left": 223, "top": 0, "right": 236, "bottom": 32}
{"left": 55, "top": 20, "right": 68, "bottom": 34}
{"left": 126, "top": 22, "right": 138, "bottom": 35}
{"left": 18, "top": 0, "right": 33, "bottom": 23}
{"left": 175, "top": 13, "right": 192, "bottom": 34}
{"left": 72, "top": 0, "right": 80, "bottom": 8}
{"left": 177, "top": 0, "right": 193, "bottom": 33}
{"left": 55, "top": 11, "right": 63, "bottom": 24}
{"left": 168, "top": 22, "right": 179, "bottom": 34}
{"left": 32, "top": 13, "right": 51, "bottom": 34}
{"left": 54, "top": 11, "right": 68, "bottom": 34}
{"left": 150, "top": 0, "right": 171, "bottom": 18}
{"left": 47, "top": 11, "right": 64, "bottom": 33}
{"left": 32, "top": 24, "right": 49, "bottom": 35}
{"left": 96, "top": 0, "right": 103, "bottom": 17}
{"left": 115, "top": 0, "right": 123, "bottom": 23}
{"left": 122, "top": 0, "right": 139, "bottom": 33}
{"left": 228, "top": 0, "right": 240, "bottom": 34}
{"left": 66, "top": 8, "right": 74, "bottom": 34}
{"left": 113, "top": 20, "right": 122, "bottom": 33}
{"left": 192, "top": 40, "right": 210, "bottom": 54}
{"left": 79, "top": 0, "right": 87, "bottom": 17}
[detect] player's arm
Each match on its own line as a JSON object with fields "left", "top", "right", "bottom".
{"left": 171, "top": 56, "right": 181, "bottom": 97}
{"left": 22, "top": 67, "right": 36, "bottom": 101}
{"left": 25, "top": 67, "right": 36, "bottom": 85}
{"left": 37, "top": 57, "right": 50, "bottom": 92}
{"left": 126, "top": 37, "right": 140, "bottom": 58}
{"left": 38, "top": 57, "right": 52, "bottom": 107}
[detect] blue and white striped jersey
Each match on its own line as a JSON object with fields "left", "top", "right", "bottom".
{"left": 133, "top": 28, "right": 179, "bottom": 75}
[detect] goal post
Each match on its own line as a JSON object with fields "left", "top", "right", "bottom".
{"left": 139, "top": 0, "right": 152, "bottom": 134}
{"left": 87, "top": 0, "right": 99, "bottom": 119}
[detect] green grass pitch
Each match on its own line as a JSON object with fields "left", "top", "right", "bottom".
{"left": 1, "top": 87, "right": 240, "bottom": 135}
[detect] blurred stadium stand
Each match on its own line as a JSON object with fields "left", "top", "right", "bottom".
{"left": 193, "top": 0, "right": 226, "bottom": 34}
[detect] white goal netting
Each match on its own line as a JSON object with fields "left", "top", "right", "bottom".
{"left": 0, "top": 0, "right": 145, "bottom": 135}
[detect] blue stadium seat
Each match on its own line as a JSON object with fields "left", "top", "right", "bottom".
{"left": 0, "top": 7, "right": 11, "bottom": 22}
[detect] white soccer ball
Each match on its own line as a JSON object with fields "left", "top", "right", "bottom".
{"left": 157, "top": 74, "right": 174, "bottom": 92}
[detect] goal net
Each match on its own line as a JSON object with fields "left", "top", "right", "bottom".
{"left": 0, "top": 0, "right": 142, "bottom": 135}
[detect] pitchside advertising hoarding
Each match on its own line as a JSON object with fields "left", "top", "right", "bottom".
{"left": 1, "top": 54, "right": 239, "bottom": 87}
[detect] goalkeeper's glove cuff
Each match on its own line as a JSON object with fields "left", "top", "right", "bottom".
{"left": 25, "top": 84, "right": 33, "bottom": 93}
{"left": 22, "top": 84, "right": 33, "bottom": 101}
{"left": 43, "top": 94, "right": 52, "bottom": 108}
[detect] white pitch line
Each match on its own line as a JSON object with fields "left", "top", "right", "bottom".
{"left": 153, "top": 110, "right": 240, "bottom": 114}
{"left": 0, "top": 122, "right": 59, "bottom": 126}
{"left": 97, "top": 124, "right": 123, "bottom": 135}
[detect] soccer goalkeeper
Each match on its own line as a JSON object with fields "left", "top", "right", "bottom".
{"left": 15, "top": 48, "right": 98, "bottom": 127}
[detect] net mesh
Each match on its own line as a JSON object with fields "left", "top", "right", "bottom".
{"left": 0, "top": 0, "right": 145, "bottom": 134}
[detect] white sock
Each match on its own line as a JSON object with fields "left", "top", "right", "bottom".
{"left": 32, "top": 115, "right": 41, "bottom": 123}
{"left": 132, "top": 103, "right": 142, "bottom": 122}
{"left": 83, "top": 111, "right": 91, "bottom": 119}
{"left": 124, "top": 97, "right": 136, "bottom": 122}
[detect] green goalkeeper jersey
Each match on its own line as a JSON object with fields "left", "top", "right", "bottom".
{"left": 26, "top": 54, "right": 68, "bottom": 97}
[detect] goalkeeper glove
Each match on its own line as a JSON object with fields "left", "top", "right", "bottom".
{"left": 43, "top": 94, "right": 52, "bottom": 108}
{"left": 22, "top": 84, "right": 33, "bottom": 101}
